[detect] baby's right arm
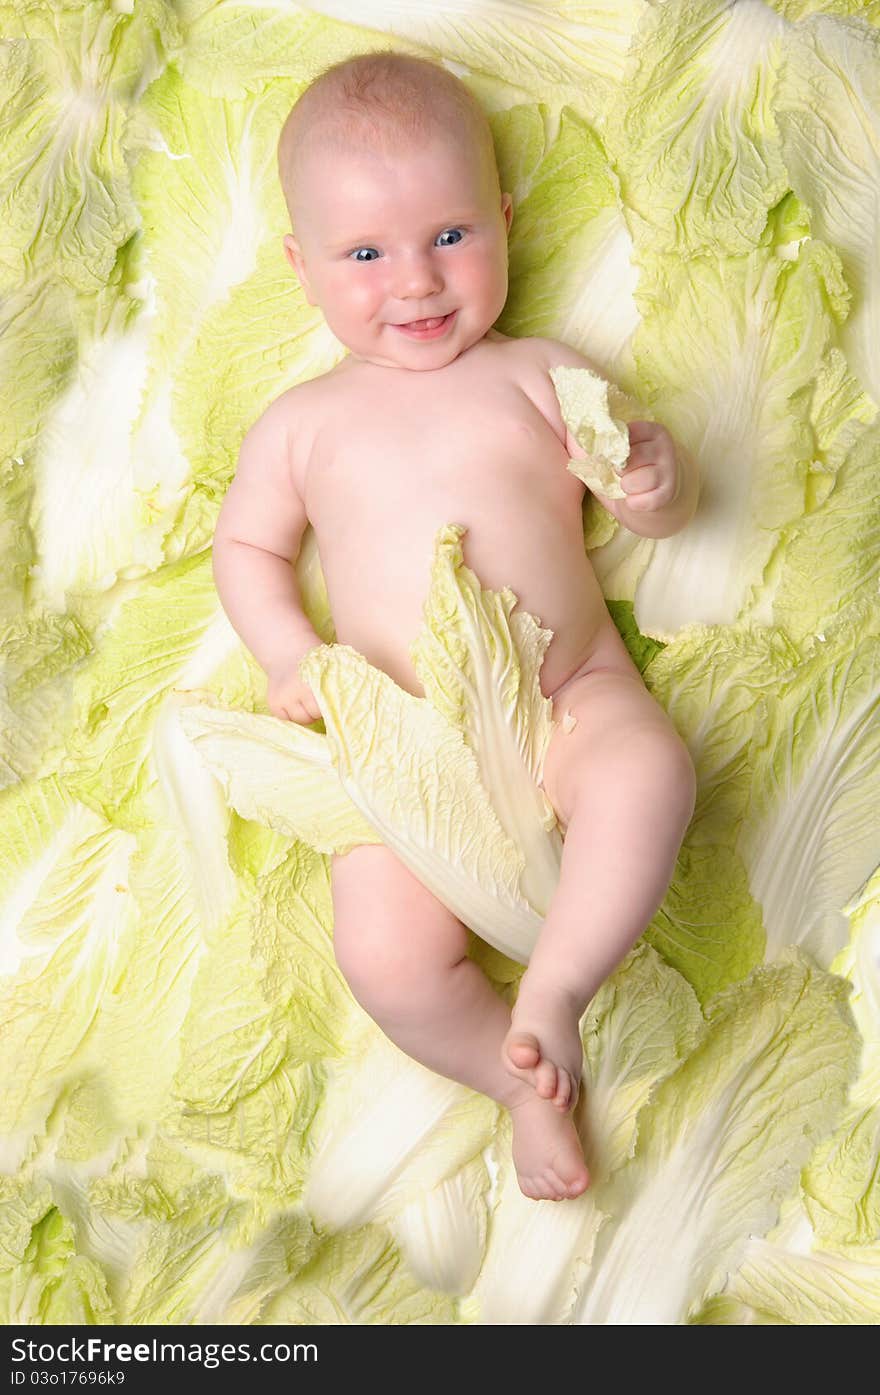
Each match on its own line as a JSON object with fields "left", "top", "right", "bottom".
{"left": 212, "top": 395, "right": 323, "bottom": 724}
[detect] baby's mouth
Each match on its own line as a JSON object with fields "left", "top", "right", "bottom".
{"left": 392, "top": 311, "right": 456, "bottom": 338}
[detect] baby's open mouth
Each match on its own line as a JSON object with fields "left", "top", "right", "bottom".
{"left": 392, "top": 312, "right": 456, "bottom": 338}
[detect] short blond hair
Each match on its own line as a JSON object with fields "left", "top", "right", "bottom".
{"left": 277, "top": 51, "right": 499, "bottom": 230}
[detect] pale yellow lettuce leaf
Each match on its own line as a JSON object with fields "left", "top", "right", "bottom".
{"left": 550, "top": 363, "right": 635, "bottom": 500}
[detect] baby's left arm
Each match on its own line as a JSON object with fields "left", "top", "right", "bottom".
{"left": 539, "top": 339, "right": 700, "bottom": 539}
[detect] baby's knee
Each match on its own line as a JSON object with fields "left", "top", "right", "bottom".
{"left": 332, "top": 907, "right": 467, "bottom": 1014}
{"left": 333, "top": 920, "right": 402, "bottom": 1009}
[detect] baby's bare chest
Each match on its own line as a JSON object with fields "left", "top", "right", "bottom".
{"left": 290, "top": 357, "right": 604, "bottom": 695}
{"left": 301, "top": 375, "right": 580, "bottom": 536}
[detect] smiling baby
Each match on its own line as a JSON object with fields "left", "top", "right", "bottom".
{"left": 211, "top": 51, "right": 698, "bottom": 1202}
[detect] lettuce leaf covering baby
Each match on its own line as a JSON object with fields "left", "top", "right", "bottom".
{"left": 179, "top": 367, "right": 634, "bottom": 962}
{"left": 181, "top": 523, "right": 560, "bottom": 964}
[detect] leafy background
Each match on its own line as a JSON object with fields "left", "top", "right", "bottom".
{"left": 2, "top": 0, "right": 879, "bottom": 1323}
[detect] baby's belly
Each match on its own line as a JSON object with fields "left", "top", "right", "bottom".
{"left": 313, "top": 506, "right": 615, "bottom": 701}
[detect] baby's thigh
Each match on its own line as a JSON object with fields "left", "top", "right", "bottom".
{"left": 540, "top": 665, "right": 694, "bottom": 832}
{"left": 330, "top": 843, "right": 469, "bottom": 1004}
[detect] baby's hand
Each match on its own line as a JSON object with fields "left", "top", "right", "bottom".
{"left": 619, "top": 422, "right": 679, "bottom": 511}
{"left": 266, "top": 659, "right": 322, "bottom": 724}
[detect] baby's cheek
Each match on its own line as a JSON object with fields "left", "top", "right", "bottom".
{"left": 460, "top": 251, "right": 496, "bottom": 292}
{"left": 327, "top": 267, "right": 371, "bottom": 309}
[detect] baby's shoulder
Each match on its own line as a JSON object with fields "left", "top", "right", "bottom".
{"left": 239, "top": 372, "right": 335, "bottom": 496}
{"left": 246, "top": 377, "right": 313, "bottom": 437}
{"left": 489, "top": 334, "right": 608, "bottom": 445}
{"left": 270, "top": 370, "right": 332, "bottom": 421}
{"left": 265, "top": 367, "right": 342, "bottom": 446}
{"left": 494, "top": 332, "right": 602, "bottom": 378}
{"left": 487, "top": 336, "right": 604, "bottom": 424}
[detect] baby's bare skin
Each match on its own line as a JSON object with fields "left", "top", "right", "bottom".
{"left": 297, "top": 333, "right": 616, "bottom": 1203}
{"left": 292, "top": 330, "right": 610, "bottom": 702}
{"left": 213, "top": 78, "right": 698, "bottom": 1201}
{"left": 219, "top": 330, "right": 690, "bottom": 1201}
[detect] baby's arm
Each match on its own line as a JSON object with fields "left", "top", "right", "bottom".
{"left": 539, "top": 339, "right": 700, "bottom": 539}
{"left": 212, "top": 395, "right": 323, "bottom": 723}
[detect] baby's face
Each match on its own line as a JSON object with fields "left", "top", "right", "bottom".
{"left": 283, "top": 132, "right": 513, "bottom": 370}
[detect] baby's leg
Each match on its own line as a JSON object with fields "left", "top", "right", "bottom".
{"left": 503, "top": 658, "right": 696, "bottom": 1112}
{"left": 331, "top": 843, "right": 590, "bottom": 1200}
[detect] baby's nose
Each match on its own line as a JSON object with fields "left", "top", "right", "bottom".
{"left": 393, "top": 251, "right": 443, "bottom": 298}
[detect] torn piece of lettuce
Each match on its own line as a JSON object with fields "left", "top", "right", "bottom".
{"left": 550, "top": 364, "right": 636, "bottom": 499}
{"left": 0, "top": 1184, "right": 114, "bottom": 1325}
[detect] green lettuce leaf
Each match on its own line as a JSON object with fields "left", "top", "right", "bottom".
{"left": 177, "top": 698, "right": 380, "bottom": 855}
{"left": 774, "top": 16, "right": 880, "bottom": 402}
{"left": 0, "top": 1184, "right": 114, "bottom": 1325}
{"left": 594, "top": 234, "right": 851, "bottom": 637}
{"left": 574, "top": 954, "right": 859, "bottom": 1324}
{"left": 702, "top": 1193, "right": 880, "bottom": 1326}
{"left": 607, "top": 0, "right": 789, "bottom": 259}
{"left": 0, "top": 0, "right": 179, "bottom": 296}
{"left": 258, "top": 1223, "right": 458, "bottom": 1325}
{"left": 295, "top": 0, "right": 642, "bottom": 130}
{"left": 737, "top": 602, "right": 880, "bottom": 967}
{"left": 494, "top": 105, "right": 636, "bottom": 367}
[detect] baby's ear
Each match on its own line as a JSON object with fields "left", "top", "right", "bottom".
{"left": 282, "top": 235, "right": 316, "bottom": 305}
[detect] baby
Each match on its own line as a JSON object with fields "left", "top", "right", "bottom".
{"left": 212, "top": 52, "right": 698, "bottom": 1202}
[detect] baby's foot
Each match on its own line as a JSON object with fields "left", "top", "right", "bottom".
{"left": 502, "top": 979, "right": 584, "bottom": 1113}
{"left": 508, "top": 1084, "right": 590, "bottom": 1201}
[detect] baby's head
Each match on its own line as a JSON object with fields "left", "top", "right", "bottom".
{"left": 277, "top": 52, "right": 513, "bottom": 371}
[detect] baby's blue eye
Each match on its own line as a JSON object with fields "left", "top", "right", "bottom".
{"left": 350, "top": 247, "right": 380, "bottom": 262}
{"left": 436, "top": 228, "right": 464, "bottom": 246}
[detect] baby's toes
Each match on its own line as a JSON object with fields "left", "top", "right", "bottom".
{"left": 534, "top": 1058, "right": 558, "bottom": 1100}
{"left": 561, "top": 1169, "right": 590, "bottom": 1199}
{"left": 552, "top": 1069, "right": 573, "bottom": 1111}
{"left": 504, "top": 1030, "right": 541, "bottom": 1071}
{"left": 540, "top": 1172, "right": 567, "bottom": 1202}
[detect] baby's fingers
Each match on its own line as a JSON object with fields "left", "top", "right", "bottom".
{"left": 291, "top": 697, "right": 322, "bottom": 725}
{"left": 620, "top": 463, "right": 660, "bottom": 496}
{"left": 621, "top": 463, "right": 679, "bottom": 510}
{"left": 271, "top": 695, "right": 321, "bottom": 724}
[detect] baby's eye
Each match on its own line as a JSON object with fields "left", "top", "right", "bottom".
{"left": 436, "top": 228, "right": 464, "bottom": 247}
{"left": 350, "top": 247, "right": 380, "bottom": 262}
